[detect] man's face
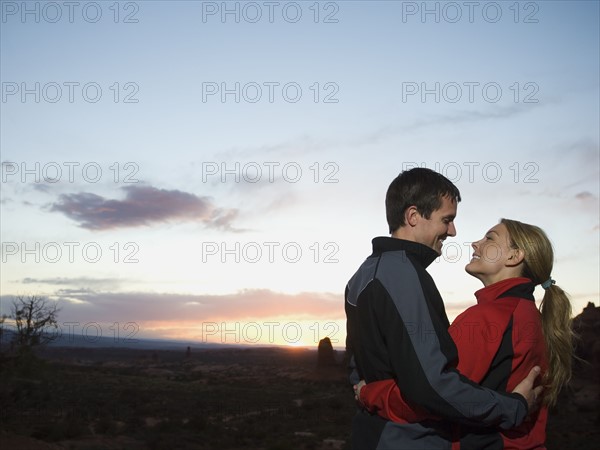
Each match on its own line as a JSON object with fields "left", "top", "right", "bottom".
{"left": 414, "top": 195, "right": 457, "bottom": 254}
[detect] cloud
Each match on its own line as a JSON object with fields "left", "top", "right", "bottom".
{"left": 563, "top": 139, "right": 599, "bottom": 165}
{"left": 575, "top": 191, "right": 597, "bottom": 201}
{"left": 33, "top": 183, "right": 53, "bottom": 193}
{"left": 22, "top": 277, "right": 126, "bottom": 291}
{"left": 211, "top": 134, "right": 333, "bottom": 161}
{"left": 357, "top": 103, "right": 541, "bottom": 146}
{"left": 48, "top": 289, "right": 344, "bottom": 324}
{"left": 210, "top": 103, "right": 542, "bottom": 161}
{"left": 3, "top": 285, "right": 345, "bottom": 343}
{"left": 49, "top": 185, "right": 241, "bottom": 231}
{"left": 572, "top": 191, "right": 599, "bottom": 217}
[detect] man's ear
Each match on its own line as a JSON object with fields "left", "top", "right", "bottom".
{"left": 405, "top": 205, "right": 419, "bottom": 227}
{"left": 507, "top": 248, "right": 525, "bottom": 267}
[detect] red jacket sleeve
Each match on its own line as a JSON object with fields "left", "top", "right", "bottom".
{"left": 360, "top": 378, "right": 435, "bottom": 423}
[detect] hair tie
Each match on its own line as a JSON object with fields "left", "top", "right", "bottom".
{"left": 541, "top": 278, "right": 555, "bottom": 290}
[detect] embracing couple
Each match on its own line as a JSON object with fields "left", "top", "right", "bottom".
{"left": 345, "top": 168, "right": 573, "bottom": 449}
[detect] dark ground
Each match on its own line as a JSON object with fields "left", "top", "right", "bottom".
{"left": 0, "top": 346, "right": 598, "bottom": 449}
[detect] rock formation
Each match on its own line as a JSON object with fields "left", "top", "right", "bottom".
{"left": 566, "top": 302, "right": 600, "bottom": 414}
{"left": 317, "top": 337, "right": 335, "bottom": 367}
{"left": 572, "top": 301, "right": 600, "bottom": 380}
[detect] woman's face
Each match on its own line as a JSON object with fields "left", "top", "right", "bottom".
{"left": 465, "top": 223, "right": 520, "bottom": 286}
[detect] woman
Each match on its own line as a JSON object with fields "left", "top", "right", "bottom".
{"left": 357, "top": 219, "right": 574, "bottom": 449}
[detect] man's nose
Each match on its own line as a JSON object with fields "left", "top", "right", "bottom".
{"left": 448, "top": 222, "right": 457, "bottom": 237}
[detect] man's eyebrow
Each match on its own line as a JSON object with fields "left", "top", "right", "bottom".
{"left": 442, "top": 214, "right": 455, "bottom": 220}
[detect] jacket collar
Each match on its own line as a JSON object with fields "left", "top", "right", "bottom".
{"left": 371, "top": 236, "right": 439, "bottom": 268}
{"left": 474, "top": 277, "right": 535, "bottom": 304}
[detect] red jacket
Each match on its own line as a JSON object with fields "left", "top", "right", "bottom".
{"left": 360, "top": 277, "right": 548, "bottom": 449}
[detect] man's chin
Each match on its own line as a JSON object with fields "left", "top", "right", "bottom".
{"left": 435, "top": 241, "right": 444, "bottom": 254}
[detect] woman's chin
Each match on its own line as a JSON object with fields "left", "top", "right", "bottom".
{"left": 464, "top": 264, "right": 480, "bottom": 279}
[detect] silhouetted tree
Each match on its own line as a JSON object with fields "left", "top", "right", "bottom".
{"left": 10, "top": 295, "right": 60, "bottom": 353}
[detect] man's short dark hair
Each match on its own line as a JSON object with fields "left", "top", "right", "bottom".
{"left": 385, "top": 168, "right": 461, "bottom": 234}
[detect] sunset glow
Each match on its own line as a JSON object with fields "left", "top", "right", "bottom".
{"left": 1, "top": 1, "right": 598, "bottom": 348}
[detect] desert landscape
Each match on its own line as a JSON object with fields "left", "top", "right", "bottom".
{"left": 1, "top": 345, "right": 354, "bottom": 450}
{"left": 1, "top": 303, "right": 598, "bottom": 450}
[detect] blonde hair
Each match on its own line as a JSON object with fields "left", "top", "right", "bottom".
{"left": 501, "top": 218, "right": 573, "bottom": 407}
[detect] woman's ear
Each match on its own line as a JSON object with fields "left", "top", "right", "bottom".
{"left": 507, "top": 248, "right": 525, "bottom": 267}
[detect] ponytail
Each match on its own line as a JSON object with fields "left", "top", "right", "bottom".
{"left": 539, "top": 283, "right": 574, "bottom": 406}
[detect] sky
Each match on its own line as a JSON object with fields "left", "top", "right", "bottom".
{"left": 1, "top": 0, "right": 598, "bottom": 348}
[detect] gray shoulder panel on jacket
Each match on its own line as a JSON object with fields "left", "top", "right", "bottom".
{"left": 346, "top": 256, "right": 379, "bottom": 307}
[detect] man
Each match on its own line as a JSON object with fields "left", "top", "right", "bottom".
{"left": 345, "top": 168, "right": 541, "bottom": 449}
